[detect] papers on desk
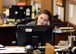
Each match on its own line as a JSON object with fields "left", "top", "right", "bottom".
{"left": 54, "top": 45, "right": 69, "bottom": 49}
{"left": 53, "top": 27, "right": 75, "bottom": 33}
{"left": 62, "top": 29, "right": 75, "bottom": 32}
{"left": 59, "top": 27, "right": 75, "bottom": 32}
{"left": 54, "top": 45, "right": 69, "bottom": 52}
{"left": 59, "top": 27, "right": 74, "bottom": 30}
{"left": 54, "top": 48, "right": 62, "bottom": 52}
{"left": 0, "top": 47, "right": 26, "bottom": 53}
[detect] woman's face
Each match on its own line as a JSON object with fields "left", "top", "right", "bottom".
{"left": 37, "top": 13, "right": 49, "bottom": 25}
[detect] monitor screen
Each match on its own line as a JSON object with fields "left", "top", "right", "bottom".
{"left": 9, "top": 5, "right": 32, "bottom": 20}
{"left": 16, "top": 25, "right": 53, "bottom": 48}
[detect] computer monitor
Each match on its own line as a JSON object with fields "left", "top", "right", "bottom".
{"left": 16, "top": 25, "right": 53, "bottom": 48}
{"left": 9, "top": 5, "right": 32, "bottom": 21}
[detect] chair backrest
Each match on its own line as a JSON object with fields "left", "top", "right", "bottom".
{"left": 16, "top": 18, "right": 33, "bottom": 29}
{"left": 45, "top": 43, "right": 54, "bottom": 54}
{"left": 17, "top": 18, "right": 33, "bottom": 24}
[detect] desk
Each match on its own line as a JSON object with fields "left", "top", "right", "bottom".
{"left": 0, "top": 23, "right": 15, "bottom": 27}
{"left": 0, "top": 46, "right": 26, "bottom": 53}
{"left": 53, "top": 27, "right": 76, "bottom": 45}
{"left": 53, "top": 32, "right": 69, "bottom": 45}
{"left": 45, "top": 43, "right": 69, "bottom": 54}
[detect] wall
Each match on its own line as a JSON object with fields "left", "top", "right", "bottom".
{"left": 0, "top": 0, "right": 2, "bottom": 14}
{"left": 69, "top": 5, "right": 76, "bottom": 25}
{"left": 57, "top": 6, "right": 64, "bottom": 22}
{"left": 65, "top": 0, "right": 76, "bottom": 26}
{"left": 65, "top": 0, "right": 69, "bottom": 22}
{"left": 3, "top": 0, "right": 17, "bottom": 7}
{"left": 53, "top": 0, "right": 57, "bottom": 15}
{"left": 40, "top": 0, "right": 53, "bottom": 14}
{"left": 53, "top": 0, "right": 65, "bottom": 22}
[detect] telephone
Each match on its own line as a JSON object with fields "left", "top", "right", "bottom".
{"left": 68, "top": 35, "right": 76, "bottom": 47}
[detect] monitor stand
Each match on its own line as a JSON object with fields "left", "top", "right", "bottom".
{"left": 32, "top": 36, "right": 39, "bottom": 49}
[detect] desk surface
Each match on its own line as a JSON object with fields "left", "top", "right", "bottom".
{"left": 0, "top": 23, "right": 16, "bottom": 27}
{"left": 0, "top": 46, "right": 26, "bottom": 53}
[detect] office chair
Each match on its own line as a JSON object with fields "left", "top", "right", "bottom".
{"left": 16, "top": 18, "right": 33, "bottom": 25}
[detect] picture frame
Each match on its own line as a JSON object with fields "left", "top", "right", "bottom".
{"left": 56, "top": 0, "right": 63, "bottom": 7}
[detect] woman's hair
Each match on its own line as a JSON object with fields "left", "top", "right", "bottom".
{"left": 34, "top": 10, "right": 52, "bottom": 24}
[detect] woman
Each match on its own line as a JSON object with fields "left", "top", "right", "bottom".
{"left": 26, "top": 10, "right": 52, "bottom": 25}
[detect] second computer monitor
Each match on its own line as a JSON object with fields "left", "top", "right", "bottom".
{"left": 9, "top": 5, "right": 32, "bottom": 20}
